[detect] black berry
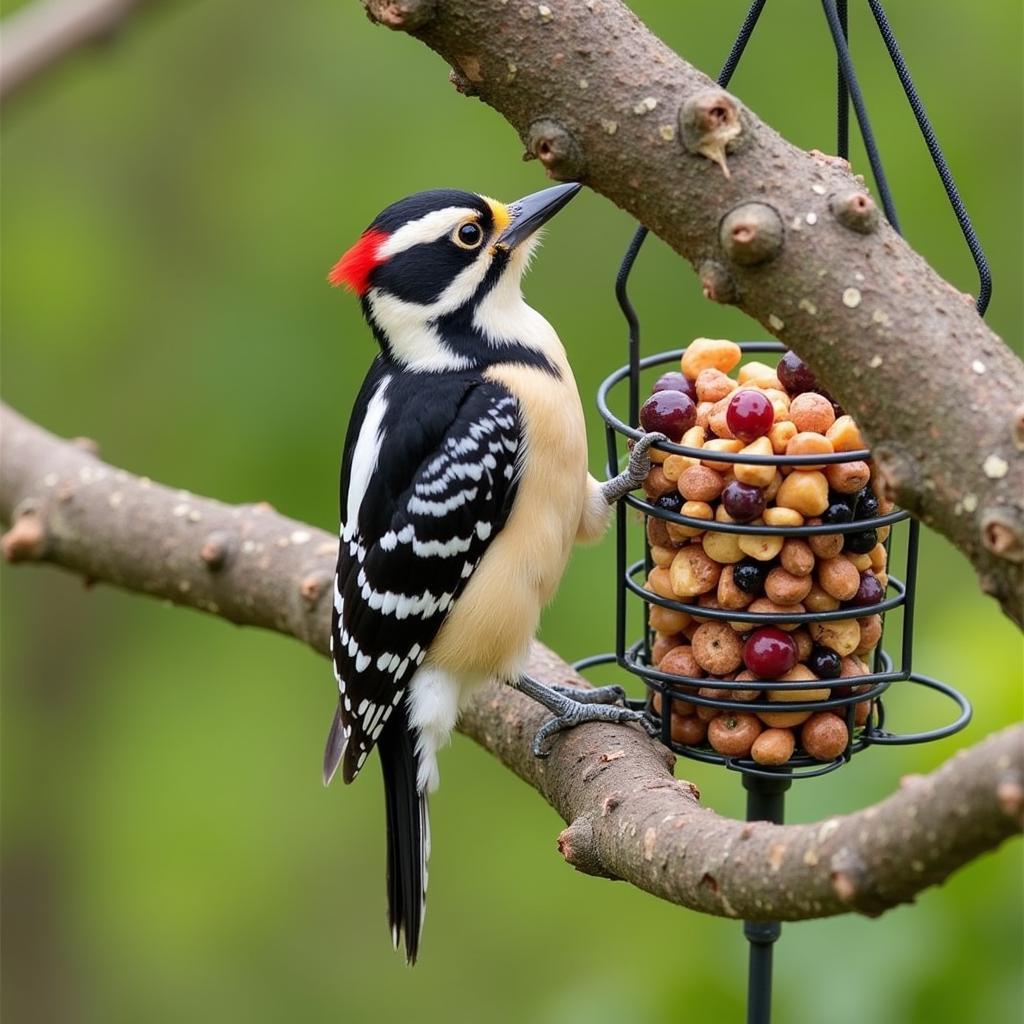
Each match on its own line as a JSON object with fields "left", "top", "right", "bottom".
{"left": 822, "top": 501, "right": 854, "bottom": 525}
{"left": 855, "top": 488, "right": 880, "bottom": 521}
{"left": 843, "top": 529, "right": 878, "bottom": 555}
{"left": 733, "top": 559, "right": 770, "bottom": 595}
{"left": 653, "top": 491, "right": 683, "bottom": 514}
{"left": 807, "top": 645, "right": 842, "bottom": 679}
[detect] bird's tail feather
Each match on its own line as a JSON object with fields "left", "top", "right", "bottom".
{"left": 378, "top": 701, "right": 428, "bottom": 965}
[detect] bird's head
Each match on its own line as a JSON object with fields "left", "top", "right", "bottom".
{"left": 329, "top": 183, "right": 581, "bottom": 372}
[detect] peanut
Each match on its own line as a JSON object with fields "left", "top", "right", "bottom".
{"left": 733, "top": 436, "right": 776, "bottom": 488}
{"left": 786, "top": 431, "right": 835, "bottom": 472}
{"left": 780, "top": 538, "right": 815, "bottom": 576}
{"left": 678, "top": 464, "right": 725, "bottom": 503}
{"left": 789, "top": 392, "right": 836, "bottom": 433}
{"left": 670, "top": 545, "right": 722, "bottom": 597}
{"left": 776, "top": 470, "right": 829, "bottom": 516}
{"left": 696, "top": 368, "right": 737, "bottom": 404}
{"left": 826, "top": 415, "right": 865, "bottom": 452}
{"left": 765, "top": 566, "right": 813, "bottom": 605}
{"left": 826, "top": 459, "right": 871, "bottom": 494}
{"left": 809, "top": 617, "right": 862, "bottom": 656}
{"left": 702, "top": 529, "right": 746, "bottom": 564}
{"left": 681, "top": 337, "right": 742, "bottom": 379}
{"left": 751, "top": 728, "right": 796, "bottom": 766}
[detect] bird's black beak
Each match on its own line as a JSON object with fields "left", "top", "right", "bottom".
{"left": 496, "top": 182, "right": 582, "bottom": 249}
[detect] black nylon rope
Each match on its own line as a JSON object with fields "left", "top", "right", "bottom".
{"left": 616, "top": 0, "right": 992, "bottom": 335}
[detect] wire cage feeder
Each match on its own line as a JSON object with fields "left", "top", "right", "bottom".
{"left": 574, "top": 2, "right": 987, "bottom": 1022}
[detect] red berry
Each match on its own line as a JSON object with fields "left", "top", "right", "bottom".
{"left": 653, "top": 371, "right": 697, "bottom": 403}
{"left": 726, "top": 389, "right": 774, "bottom": 443}
{"left": 743, "top": 627, "right": 798, "bottom": 679}
{"left": 777, "top": 351, "right": 818, "bottom": 396}
{"left": 721, "top": 480, "right": 767, "bottom": 522}
{"left": 639, "top": 390, "right": 696, "bottom": 441}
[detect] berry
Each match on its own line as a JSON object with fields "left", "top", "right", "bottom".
{"left": 849, "top": 572, "right": 884, "bottom": 606}
{"left": 653, "top": 371, "right": 697, "bottom": 403}
{"left": 653, "top": 491, "right": 683, "bottom": 514}
{"left": 822, "top": 501, "right": 854, "bottom": 525}
{"left": 843, "top": 528, "right": 878, "bottom": 555}
{"left": 733, "top": 559, "right": 769, "bottom": 595}
{"left": 807, "top": 645, "right": 842, "bottom": 679}
{"left": 777, "top": 351, "right": 818, "bottom": 396}
{"left": 743, "top": 627, "right": 799, "bottom": 679}
{"left": 721, "top": 481, "right": 767, "bottom": 523}
{"left": 854, "top": 488, "right": 880, "bottom": 521}
{"left": 726, "top": 389, "right": 775, "bottom": 442}
{"left": 639, "top": 390, "right": 696, "bottom": 441}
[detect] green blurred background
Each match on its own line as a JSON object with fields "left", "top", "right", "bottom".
{"left": 2, "top": 1, "right": 1021, "bottom": 1022}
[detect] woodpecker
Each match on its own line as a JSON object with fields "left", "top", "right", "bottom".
{"left": 324, "top": 183, "right": 661, "bottom": 963}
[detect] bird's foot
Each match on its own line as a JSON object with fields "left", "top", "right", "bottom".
{"left": 548, "top": 682, "right": 628, "bottom": 705}
{"left": 600, "top": 431, "right": 668, "bottom": 505}
{"left": 513, "top": 674, "right": 658, "bottom": 758}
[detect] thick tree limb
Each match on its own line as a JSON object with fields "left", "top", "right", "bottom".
{"left": 359, "top": 0, "right": 1024, "bottom": 626}
{"left": 3, "top": 401, "right": 1020, "bottom": 920}
{"left": 0, "top": 0, "right": 158, "bottom": 103}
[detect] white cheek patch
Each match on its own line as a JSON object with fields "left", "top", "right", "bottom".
{"left": 377, "top": 207, "right": 478, "bottom": 258}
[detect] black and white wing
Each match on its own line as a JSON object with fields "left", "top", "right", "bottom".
{"left": 329, "top": 372, "right": 522, "bottom": 783}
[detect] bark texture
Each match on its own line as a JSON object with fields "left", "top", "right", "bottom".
{"left": 3, "top": 401, "right": 1020, "bottom": 920}
{"left": 360, "top": 0, "right": 1024, "bottom": 625}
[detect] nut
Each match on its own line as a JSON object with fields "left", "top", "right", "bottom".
{"left": 786, "top": 431, "right": 835, "bottom": 471}
{"left": 649, "top": 605, "right": 692, "bottom": 634}
{"left": 702, "top": 529, "right": 746, "bottom": 564}
{"left": 764, "top": 506, "right": 804, "bottom": 527}
{"left": 678, "top": 464, "right": 725, "bottom": 503}
{"left": 670, "top": 545, "right": 722, "bottom": 597}
{"left": 804, "top": 581, "right": 840, "bottom": 612}
{"left": 801, "top": 712, "right": 849, "bottom": 761}
{"left": 737, "top": 532, "right": 784, "bottom": 562}
{"left": 651, "top": 631, "right": 682, "bottom": 666}
{"left": 826, "top": 460, "right": 871, "bottom": 494}
{"left": 701, "top": 438, "right": 744, "bottom": 473}
{"left": 826, "top": 415, "right": 865, "bottom": 452}
{"left": 817, "top": 556, "right": 861, "bottom": 601}
{"left": 775, "top": 470, "right": 829, "bottom": 516}
{"left": 733, "top": 437, "right": 775, "bottom": 488}
{"left": 768, "top": 420, "right": 798, "bottom": 454}
{"left": 765, "top": 566, "right": 813, "bottom": 605}
{"left": 751, "top": 727, "right": 796, "bottom": 766}
{"left": 659, "top": 644, "right": 704, "bottom": 679}
{"left": 681, "top": 338, "right": 742, "bottom": 379}
{"left": 708, "top": 712, "right": 762, "bottom": 757}
{"left": 717, "top": 564, "right": 754, "bottom": 609}
{"left": 696, "top": 368, "right": 738, "bottom": 403}
{"left": 789, "top": 393, "right": 836, "bottom": 434}
{"left": 780, "top": 538, "right": 815, "bottom": 576}
{"left": 809, "top": 617, "right": 862, "bottom": 656}
{"left": 692, "top": 621, "right": 745, "bottom": 674}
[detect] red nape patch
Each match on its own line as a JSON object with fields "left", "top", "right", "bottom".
{"left": 328, "top": 229, "right": 389, "bottom": 294}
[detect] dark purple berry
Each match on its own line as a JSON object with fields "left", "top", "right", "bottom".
{"left": 721, "top": 481, "right": 767, "bottom": 523}
{"left": 639, "top": 390, "right": 696, "bottom": 442}
{"left": 807, "top": 645, "right": 842, "bottom": 679}
{"left": 653, "top": 371, "right": 697, "bottom": 403}
{"left": 777, "top": 350, "right": 818, "bottom": 396}
{"left": 733, "top": 559, "right": 769, "bottom": 595}
{"left": 822, "top": 501, "right": 854, "bottom": 525}
{"left": 849, "top": 572, "right": 884, "bottom": 606}
{"left": 855, "top": 488, "right": 880, "bottom": 521}
{"left": 843, "top": 528, "right": 878, "bottom": 555}
{"left": 726, "top": 390, "right": 774, "bottom": 443}
{"left": 653, "top": 491, "right": 683, "bottom": 514}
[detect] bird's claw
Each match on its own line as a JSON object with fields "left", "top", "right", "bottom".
{"left": 548, "top": 683, "right": 628, "bottom": 706}
{"left": 627, "top": 430, "right": 668, "bottom": 488}
{"left": 531, "top": 702, "right": 657, "bottom": 758}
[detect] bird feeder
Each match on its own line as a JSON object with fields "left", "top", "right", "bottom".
{"left": 576, "top": 2, "right": 986, "bottom": 1022}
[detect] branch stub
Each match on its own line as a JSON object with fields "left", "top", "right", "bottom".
{"left": 720, "top": 203, "right": 784, "bottom": 267}
{"left": 525, "top": 119, "right": 586, "bottom": 180}
{"left": 363, "top": 0, "right": 437, "bottom": 32}
{"left": 679, "top": 89, "right": 743, "bottom": 178}
{"left": 830, "top": 189, "right": 880, "bottom": 234}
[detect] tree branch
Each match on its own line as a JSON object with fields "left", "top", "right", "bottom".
{"left": 0, "top": 0, "right": 158, "bottom": 103}
{"left": 359, "top": 0, "right": 1024, "bottom": 626}
{"left": 3, "top": 401, "right": 1020, "bottom": 920}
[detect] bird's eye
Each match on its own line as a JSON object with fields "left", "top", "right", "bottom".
{"left": 453, "top": 221, "right": 483, "bottom": 249}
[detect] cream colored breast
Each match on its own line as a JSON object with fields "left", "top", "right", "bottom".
{"left": 427, "top": 359, "right": 588, "bottom": 681}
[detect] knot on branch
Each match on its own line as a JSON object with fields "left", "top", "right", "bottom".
{"left": 1, "top": 506, "right": 47, "bottom": 562}
{"left": 525, "top": 119, "right": 585, "bottom": 180}
{"left": 1012, "top": 404, "right": 1024, "bottom": 452}
{"left": 448, "top": 67, "right": 478, "bottom": 96}
{"left": 200, "top": 530, "right": 233, "bottom": 571}
{"left": 830, "top": 189, "right": 880, "bottom": 234}
{"left": 980, "top": 508, "right": 1024, "bottom": 563}
{"left": 871, "top": 443, "right": 920, "bottom": 503}
{"left": 558, "top": 815, "right": 619, "bottom": 880}
{"left": 363, "top": 0, "right": 436, "bottom": 31}
{"left": 829, "top": 847, "right": 883, "bottom": 916}
{"left": 720, "top": 203, "right": 784, "bottom": 267}
{"left": 699, "top": 260, "right": 738, "bottom": 304}
{"left": 300, "top": 568, "right": 333, "bottom": 608}
{"left": 679, "top": 89, "right": 743, "bottom": 178}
